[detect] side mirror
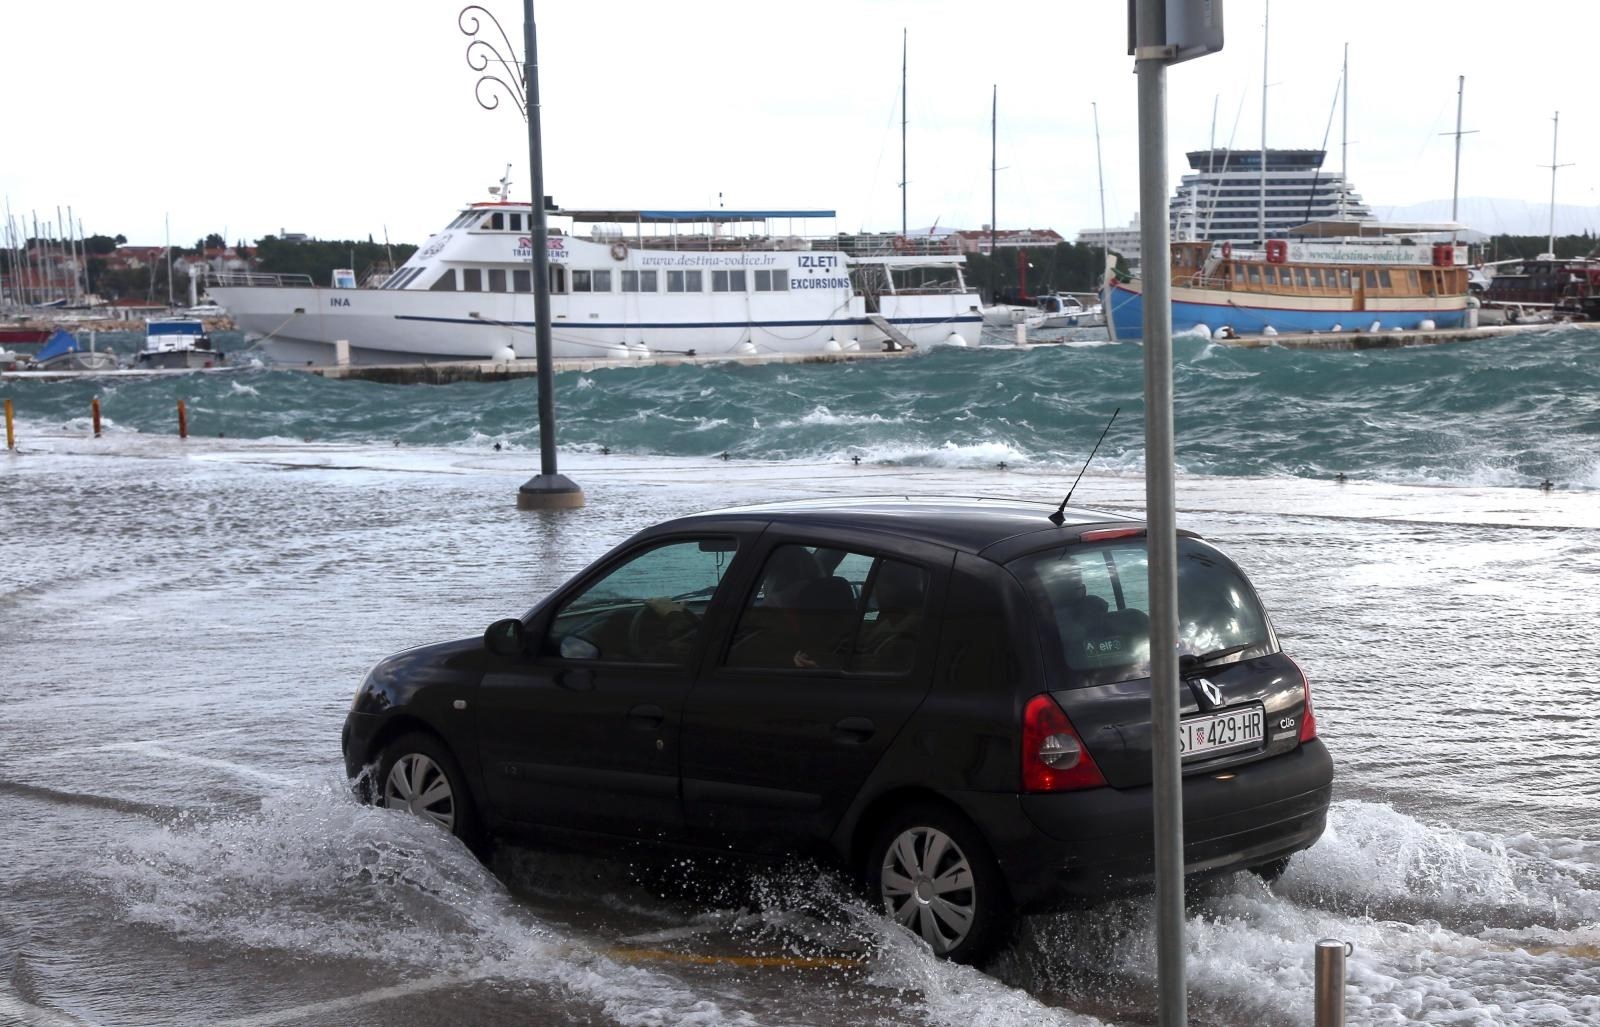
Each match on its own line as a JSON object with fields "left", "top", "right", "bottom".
{"left": 484, "top": 617, "right": 527, "bottom": 657}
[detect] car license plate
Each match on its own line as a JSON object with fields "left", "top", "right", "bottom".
{"left": 1179, "top": 705, "right": 1264, "bottom": 760}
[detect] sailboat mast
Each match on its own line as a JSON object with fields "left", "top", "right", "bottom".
{"left": 1258, "top": 0, "right": 1269, "bottom": 247}
{"left": 1094, "top": 101, "right": 1107, "bottom": 271}
{"left": 1340, "top": 43, "right": 1348, "bottom": 220}
{"left": 990, "top": 84, "right": 996, "bottom": 265}
{"left": 900, "top": 28, "right": 907, "bottom": 239}
{"left": 1544, "top": 111, "right": 1569, "bottom": 258}
{"left": 1450, "top": 76, "right": 1464, "bottom": 224}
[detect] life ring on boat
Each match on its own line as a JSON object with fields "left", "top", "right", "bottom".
{"left": 609, "top": 241, "right": 628, "bottom": 261}
{"left": 1264, "top": 239, "right": 1287, "bottom": 264}
{"left": 1221, "top": 241, "right": 1232, "bottom": 260}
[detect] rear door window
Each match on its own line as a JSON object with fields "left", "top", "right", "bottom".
{"left": 724, "top": 544, "right": 929, "bottom": 674}
{"left": 1008, "top": 538, "right": 1273, "bottom": 686}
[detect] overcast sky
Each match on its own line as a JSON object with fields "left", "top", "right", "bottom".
{"left": 4, "top": 0, "right": 1597, "bottom": 248}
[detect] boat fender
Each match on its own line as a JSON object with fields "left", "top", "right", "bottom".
{"left": 1221, "top": 241, "right": 1232, "bottom": 260}
{"left": 610, "top": 242, "right": 628, "bottom": 261}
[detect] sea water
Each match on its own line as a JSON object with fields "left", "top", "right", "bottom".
{"left": 1, "top": 327, "right": 1597, "bottom": 1025}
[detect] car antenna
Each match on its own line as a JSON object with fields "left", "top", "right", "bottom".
{"left": 1050, "top": 407, "right": 1120, "bottom": 525}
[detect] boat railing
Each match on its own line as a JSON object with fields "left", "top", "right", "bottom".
{"left": 207, "top": 270, "right": 316, "bottom": 288}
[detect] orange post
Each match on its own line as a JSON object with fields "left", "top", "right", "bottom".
{"left": 92, "top": 397, "right": 102, "bottom": 438}
{"left": 4, "top": 398, "right": 13, "bottom": 450}
{"left": 177, "top": 399, "right": 188, "bottom": 439}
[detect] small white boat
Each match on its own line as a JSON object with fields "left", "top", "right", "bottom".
{"left": 1035, "top": 292, "right": 1105, "bottom": 328}
{"left": 136, "top": 318, "right": 225, "bottom": 369}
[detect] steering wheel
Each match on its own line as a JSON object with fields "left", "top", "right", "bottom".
{"left": 627, "top": 599, "right": 699, "bottom": 658}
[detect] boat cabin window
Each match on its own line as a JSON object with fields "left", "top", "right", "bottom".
{"left": 551, "top": 266, "right": 567, "bottom": 293}
{"left": 1339, "top": 269, "right": 1351, "bottom": 291}
{"left": 1407, "top": 270, "right": 1419, "bottom": 291}
{"left": 622, "top": 270, "right": 658, "bottom": 292}
{"left": 488, "top": 269, "right": 508, "bottom": 292}
{"left": 447, "top": 211, "right": 477, "bottom": 230}
{"left": 755, "top": 269, "right": 789, "bottom": 291}
{"left": 667, "top": 270, "right": 703, "bottom": 293}
{"left": 462, "top": 268, "right": 483, "bottom": 291}
{"left": 430, "top": 269, "right": 457, "bottom": 291}
{"left": 573, "top": 270, "right": 592, "bottom": 292}
{"left": 1295, "top": 268, "right": 1308, "bottom": 289}
{"left": 489, "top": 213, "right": 504, "bottom": 231}
{"left": 514, "top": 269, "right": 532, "bottom": 292}
{"left": 1308, "top": 268, "right": 1323, "bottom": 289}
{"left": 712, "top": 270, "right": 747, "bottom": 292}
{"left": 1364, "top": 270, "right": 1378, "bottom": 289}
{"left": 1248, "top": 265, "right": 1261, "bottom": 285}
{"left": 509, "top": 213, "right": 522, "bottom": 232}
{"left": 593, "top": 270, "right": 612, "bottom": 292}
{"left": 1378, "top": 269, "right": 1393, "bottom": 290}
{"left": 1232, "top": 262, "right": 1244, "bottom": 280}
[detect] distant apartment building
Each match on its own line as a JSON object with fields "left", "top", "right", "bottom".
{"left": 952, "top": 228, "right": 1065, "bottom": 254}
{"left": 1075, "top": 216, "right": 1144, "bottom": 268}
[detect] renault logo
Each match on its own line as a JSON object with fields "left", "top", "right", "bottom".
{"left": 1197, "top": 678, "right": 1224, "bottom": 707}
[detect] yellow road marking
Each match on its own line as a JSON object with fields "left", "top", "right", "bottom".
{"left": 606, "top": 947, "right": 865, "bottom": 970}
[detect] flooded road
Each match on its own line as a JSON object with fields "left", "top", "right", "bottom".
{"left": 3, "top": 435, "right": 1598, "bottom": 1025}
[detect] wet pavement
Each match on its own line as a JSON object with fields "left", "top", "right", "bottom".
{"left": 3, "top": 434, "right": 1599, "bottom": 1025}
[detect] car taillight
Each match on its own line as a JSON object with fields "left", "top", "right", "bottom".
{"left": 1290, "top": 656, "right": 1318, "bottom": 743}
{"left": 1022, "top": 694, "right": 1108, "bottom": 792}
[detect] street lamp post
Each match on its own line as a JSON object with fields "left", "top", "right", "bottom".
{"left": 458, "top": 2, "right": 583, "bottom": 510}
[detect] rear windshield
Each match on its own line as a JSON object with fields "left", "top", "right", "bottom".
{"left": 1007, "top": 537, "right": 1274, "bottom": 687}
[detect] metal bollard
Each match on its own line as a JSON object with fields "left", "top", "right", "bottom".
{"left": 1314, "top": 938, "right": 1351, "bottom": 1026}
{"left": 92, "top": 397, "right": 102, "bottom": 438}
{"left": 177, "top": 399, "right": 188, "bottom": 440}
{"left": 4, "top": 398, "right": 13, "bottom": 450}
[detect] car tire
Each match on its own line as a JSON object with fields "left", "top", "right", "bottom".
{"left": 865, "top": 802, "right": 1011, "bottom": 964}
{"left": 376, "top": 731, "right": 486, "bottom": 856}
{"left": 1250, "top": 855, "right": 1292, "bottom": 883}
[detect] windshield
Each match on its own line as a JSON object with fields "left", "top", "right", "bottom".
{"left": 1007, "top": 537, "right": 1274, "bottom": 687}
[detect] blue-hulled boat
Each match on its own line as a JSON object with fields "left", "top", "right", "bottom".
{"left": 1102, "top": 220, "right": 1474, "bottom": 341}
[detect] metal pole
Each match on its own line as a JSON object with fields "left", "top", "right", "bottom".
{"left": 990, "top": 83, "right": 996, "bottom": 279}
{"left": 516, "top": 0, "right": 582, "bottom": 510}
{"left": 1340, "top": 43, "right": 1348, "bottom": 221}
{"left": 1135, "top": 0, "right": 1183, "bottom": 1021}
{"left": 1258, "top": 0, "right": 1268, "bottom": 247}
{"left": 1314, "top": 938, "right": 1350, "bottom": 1026}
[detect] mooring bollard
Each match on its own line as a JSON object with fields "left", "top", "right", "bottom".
{"left": 177, "top": 399, "right": 188, "bottom": 439}
{"left": 92, "top": 397, "right": 102, "bottom": 438}
{"left": 4, "top": 398, "right": 14, "bottom": 450}
{"left": 1314, "top": 938, "right": 1351, "bottom": 1026}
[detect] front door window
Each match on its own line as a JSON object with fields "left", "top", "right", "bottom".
{"left": 546, "top": 538, "right": 736, "bottom": 664}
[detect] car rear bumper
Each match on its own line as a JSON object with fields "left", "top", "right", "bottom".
{"left": 958, "top": 739, "right": 1333, "bottom": 909}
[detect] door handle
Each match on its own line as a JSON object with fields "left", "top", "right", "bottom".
{"left": 627, "top": 704, "right": 665, "bottom": 730}
{"left": 832, "top": 716, "right": 876, "bottom": 744}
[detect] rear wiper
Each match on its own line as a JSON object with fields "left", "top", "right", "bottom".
{"left": 1179, "top": 642, "right": 1256, "bottom": 675}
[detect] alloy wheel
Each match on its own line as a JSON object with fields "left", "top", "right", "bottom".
{"left": 382, "top": 752, "right": 456, "bottom": 832}
{"left": 878, "top": 825, "right": 977, "bottom": 954}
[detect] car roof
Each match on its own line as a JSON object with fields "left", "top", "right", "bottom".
{"left": 662, "top": 495, "right": 1146, "bottom": 557}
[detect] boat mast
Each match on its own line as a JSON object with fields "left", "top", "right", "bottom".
{"left": 1443, "top": 75, "right": 1477, "bottom": 249}
{"left": 1339, "top": 43, "right": 1348, "bottom": 220}
{"left": 900, "top": 28, "right": 908, "bottom": 239}
{"left": 1258, "top": 0, "right": 1269, "bottom": 247}
{"left": 1541, "top": 111, "right": 1570, "bottom": 259}
{"left": 990, "top": 83, "right": 996, "bottom": 274}
{"left": 1093, "top": 99, "right": 1111, "bottom": 341}
{"left": 165, "top": 213, "right": 174, "bottom": 308}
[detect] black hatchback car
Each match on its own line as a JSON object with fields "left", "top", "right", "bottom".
{"left": 344, "top": 497, "right": 1332, "bottom": 962}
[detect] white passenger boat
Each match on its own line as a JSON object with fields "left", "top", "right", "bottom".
{"left": 210, "top": 194, "right": 985, "bottom": 365}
